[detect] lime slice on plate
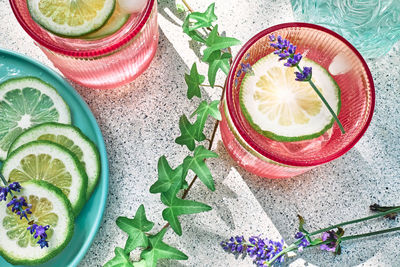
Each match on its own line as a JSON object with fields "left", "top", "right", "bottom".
{"left": 9, "top": 122, "right": 101, "bottom": 199}
{"left": 0, "top": 180, "right": 74, "bottom": 265}
{"left": 240, "top": 54, "right": 341, "bottom": 142}
{"left": 83, "top": 2, "right": 130, "bottom": 40}
{"left": 0, "top": 77, "right": 71, "bottom": 161}
{"left": 2, "top": 141, "right": 87, "bottom": 216}
{"left": 27, "top": 0, "right": 116, "bottom": 37}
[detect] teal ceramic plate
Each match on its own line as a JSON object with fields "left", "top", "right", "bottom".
{"left": 0, "top": 49, "right": 108, "bottom": 267}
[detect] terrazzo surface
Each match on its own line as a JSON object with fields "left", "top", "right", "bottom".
{"left": 0, "top": 0, "right": 399, "bottom": 266}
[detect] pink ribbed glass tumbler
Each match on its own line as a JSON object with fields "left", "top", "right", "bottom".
{"left": 220, "top": 23, "right": 375, "bottom": 179}
{"left": 10, "top": 0, "right": 158, "bottom": 89}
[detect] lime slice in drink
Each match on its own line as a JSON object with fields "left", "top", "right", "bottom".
{"left": 27, "top": 0, "right": 116, "bottom": 37}
{"left": 9, "top": 123, "right": 101, "bottom": 199}
{"left": 0, "top": 77, "right": 71, "bottom": 161}
{"left": 240, "top": 54, "right": 341, "bottom": 142}
{"left": 2, "top": 141, "right": 87, "bottom": 216}
{"left": 83, "top": 2, "right": 130, "bottom": 40}
{"left": 0, "top": 180, "right": 74, "bottom": 265}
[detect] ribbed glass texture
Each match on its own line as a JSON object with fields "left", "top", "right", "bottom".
{"left": 291, "top": 0, "right": 400, "bottom": 58}
{"left": 10, "top": 0, "right": 158, "bottom": 89}
{"left": 220, "top": 23, "right": 375, "bottom": 179}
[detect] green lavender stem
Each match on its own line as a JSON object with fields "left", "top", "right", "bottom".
{"left": 268, "top": 226, "right": 400, "bottom": 266}
{"left": 309, "top": 207, "right": 400, "bottom": 236}
{"left": 296, "top": 65, "right": 345, "bottom": 134}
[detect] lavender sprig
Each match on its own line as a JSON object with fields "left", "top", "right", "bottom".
{"left": 0, "top": 173, "right": 50, "bottom": 249}
{"left": 221, "top": 207, "right": 400, "bottom": 266}
{"left": 269, "top": 34, "right": 345, "bottom": 134}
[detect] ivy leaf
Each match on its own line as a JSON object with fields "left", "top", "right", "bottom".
{"left": 150, "top": 156, "right": 183, "bottom": 194}
{"left": 205, "top": 51, "right": 232, "bottom": 87}
{"left": 185, "top": 3, "right": 217, "bottom": 32}
{"left": 203, "top": 25, "right": 241, "bottom": 62}
{"left": 161, "top": 186, "right": 212, "bottom": 235}
{"left": 175, "top": 115, "right": 206, "bottom": 151}
{"left": 116, "top": 205, "right": 155, "bottom": 253}
{"left": 104, "top": 247, "right": 133, "bottom": 267}
{"left": 141, "top": 228, "right": 188, "bottom": 267}
{"left": 191, "top": 100, "right": 221, "bottom": 121}
{"left": 183, "top": 145, "right": 218, "bottom": 191}
{"left": 185, "top": 63, "right": 205, "bottom": 100}
{"left": 182, "top": 3, "right": 217, "bottom": 44}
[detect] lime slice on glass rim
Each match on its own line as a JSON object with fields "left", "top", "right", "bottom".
{"left": 0, "top": 77, "right": 71, "bottom": 161}
{"left": 0, "top": 180, "right": 74, "bottom": 265}
{"left": 2, "top": 141, "right": 87, "bottom": 216}
{"left": 239, "top": 53, "right": 341, "bottom": 142}
{"left": 27, "top": 0, "right": 116, "bottom": 37}
{"left": 83, "top": 1, "right": 130, "bottom": 40}
{"left": 9, "top": 122, "right": 101, "bottom": 199}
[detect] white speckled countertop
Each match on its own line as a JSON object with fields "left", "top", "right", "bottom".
{"left": 1, "top": 0, "right": 400, "bottom": 266}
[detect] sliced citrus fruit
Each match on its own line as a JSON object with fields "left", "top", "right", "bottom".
{"left": 0, "top": 77, "right": 71, "bottom": 161}
{"left": 239, "top": 54, "right": 341, "bottom": 141}
{"left": 0, "top": 180, "right": 74, "bottom": 265}
{"left": 9, "top": 122, "right": 100, "bottom": 199}
{"left": 27, "top": 0, "right": 116, "bottom": 37}
{"left": 83, "top": 1, "right": 130, "bottom": 40}
{"left": 2, "top": 141, "right": 87, "bottom": 216}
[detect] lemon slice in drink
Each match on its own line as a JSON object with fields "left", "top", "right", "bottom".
{"left": 2, "top": 141, "right": 87, "bottom": 216}
{"left": 0, "top": 77, "right": 71, "bottom": 161}
{"left": 240, "top": 54, "right": 341, "bottom": 142}
{"left": 9, "top": 123, "right": 101, "bottom": 199}
{"left": 0, "top": 180, "right": 74, "bottom": 265}
{"left": 27, "top": 0, "right": 116, "bottom": 37}
{"left": 83, "top": 2, "right": 130, "bottom": 40}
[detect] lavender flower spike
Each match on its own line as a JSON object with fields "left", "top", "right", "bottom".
{"left": 320, "top": 230, "right": 338, "bottom": 252}
{"left": 295, "top": 66, "right": 312, "bottom": 81}
{"left": 27, "top": 224, "right": 50, "bottom": 248}
{"left": 7, "top": 196, "right": 32, "bottom": 220}
{"left": 294, "top": 232, "right": 310, "bottom": 252}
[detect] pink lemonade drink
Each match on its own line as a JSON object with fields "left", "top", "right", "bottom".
{"left": 10, "top": 0, "right": 158, "bottom": 89}
{"left": 220, "top": 23, "right": 375, "bottom": 179}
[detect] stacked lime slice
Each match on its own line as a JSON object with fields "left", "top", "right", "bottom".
{"left": 0, "top": 76, "right": 101, "bottom": 264}
{"left": 240, "top": 53, "right": 341, "bottom": 141}
{"left": 27, "top": 0, "right": 130, "bottom": 39}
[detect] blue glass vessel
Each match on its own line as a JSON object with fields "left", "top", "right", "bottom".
{"left": 291, "top": 0, "right": 400, "bottom": 58}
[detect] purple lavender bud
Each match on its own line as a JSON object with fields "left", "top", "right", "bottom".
{"left": 277, "top": 35, "right": 283, "bottom": 44}
{"left": 320, "top": 230, "right": 338, "bottom": 252}
{"left": 294, "top": 232, "right": 304, "bottom": 239}
{"left": 269, "top": 34, "right": 276, "bottom": 42}
{"left": 37, "top": 238, "right": 49, "bottom": 248}
{"left": 288, "top": 44, "right": 296, "bottom": 54}
{"left": 0, "top": 187, "right": 7, "bottom": 201}
{"left": 8, "top": 182, "right": 22, "bottom": 192}
{"left": 236, "top": 69, "right": 242, "bottom": 77}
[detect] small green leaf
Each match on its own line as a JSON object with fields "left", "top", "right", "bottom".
{"left": 182, "top": 4, "right": 216, "bottom": 43}
{"left": 141, "top": 228, "right": 188, "bottom": 267}
{"left": 104, "top": 247, "right": 133, "bottom": 267}
{"left": 176, "top": 3, "right": 185, "bottom": 13}
{"left": 203, "top": 25, "right": 241, "bottom": 62}
{"left": 161, "top": 186, "right": 212, "bottom": 235}
{"left": 191, "top": 100, "right": 221, "bottom": 121}
{"left": 205, "top": 51, "right": 231, "bottom": 87}
{"left": 116, "top": 205, "right": 155, "bottom": 253}
{"left": 185, "top": 63, "right": 205, "bottom": 100}
{"left": 150, "top": 156, "right": 183, "bottom": 194}
{"left": 183, "top": 145, "right": 218, "bottom": 191}
{"left": 186, "top": 3, "right": 217, "bottom": 31}
{"left": 175, "top": 115, "right": 206, "bottom": 151}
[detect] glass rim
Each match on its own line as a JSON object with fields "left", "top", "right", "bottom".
{"left": 225, "top": 22, "right": 376, "bottom": 167}
{"left": 9, "top": 0, "right": 155, "bottom": 58}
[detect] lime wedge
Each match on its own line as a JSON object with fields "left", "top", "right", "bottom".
{"left": 0, "top": 77, "right": 71, "bottom": 161}
{"left": 27, "top": 0, "right": 116, "bottom": 37}
{"left": 240, "top": 54, "right": 341, "bottom": 141}
{"left": 83, "top": 2, "right": 130, "bottom": 40}
{"left": 0, "top": 180, "right": 74, "bottom": 265}
{"left": 2, "top": 141, "right": 87, "bottom": 216}
{"left": 9, "top": 123, "right": 101, "bottom": 199}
